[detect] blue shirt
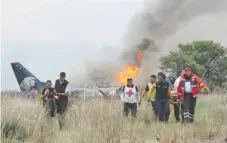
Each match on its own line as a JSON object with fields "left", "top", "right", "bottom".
{"left": 156, "top": 77, "right": 173, "bottom": 90}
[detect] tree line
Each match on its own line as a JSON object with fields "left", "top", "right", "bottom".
{"left": 159, "top": 40, "right": 227, "bottom": 91}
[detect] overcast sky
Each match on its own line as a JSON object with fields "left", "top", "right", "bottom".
{"left": 2, "top": 0, "right": 226, "bottom": 91}
{"left": 1, "top": 0, "right": 155, "bottom": 90}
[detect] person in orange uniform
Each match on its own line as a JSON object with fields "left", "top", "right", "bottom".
{"left": 147, "top": 72, "right": 173, "bottom": 122}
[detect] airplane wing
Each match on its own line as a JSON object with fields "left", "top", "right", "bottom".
{"left": 70, "top": 87, "right": 121, "bottom": 97}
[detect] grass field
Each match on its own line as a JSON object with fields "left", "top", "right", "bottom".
{"left": 1, "top": 92, "right": 227, "bottom": 143}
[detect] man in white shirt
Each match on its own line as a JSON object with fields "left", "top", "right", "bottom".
{"left": 173, "top": 70, "right": 185, "bottom": 122}
{"left": 120, "top": 78, "right": 139, "bottom": 118}
{"left": 174, "top": 70, "right": 185, "bottom": 90}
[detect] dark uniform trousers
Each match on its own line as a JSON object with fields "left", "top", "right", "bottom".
{"left": 155, "top": 99, "right": 170, "bottom": 122}
{"left": 56, "top": 99, "right": 68, "bottom": 116}
{"left": 172, "top": 96, "right": 181, "bottom": 122}
{"left": 181, "top": 93, "right": 197, "bottom": 123}
{"left": 124, "top": 103, "right": 137, "bottom": 118}
{"left": 155, "top": 81, "right": 171, "bottom": 122}
{"left": 151, "top": 101, "right": 157, "bottom": 117}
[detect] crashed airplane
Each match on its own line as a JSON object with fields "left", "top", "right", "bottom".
{"left": 10, "top": 62, "right": 122, "bottom": 99}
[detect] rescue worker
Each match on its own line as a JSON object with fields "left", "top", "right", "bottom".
{"left": 177, "top": 66, "right": 210, "bottom": 124}
{"left": 138, "top": 75, "right": 157, "bottom": 117}
{"left": 157, "top": 72, "right": 173, "bottom": 91}
{"left": 40, "top": 80, "right": 56, "bottom": 117}
{"left": 120, "top": 78, "right": 139, "bottom": 118}
{"left": 147, "top": 72, "right": 173, "bottom": 122}
{"left": 172, "top": 70, "right": 185, "bottom": 122}
{"left": 54, "top": 72, "right": 70, "bottom": 129}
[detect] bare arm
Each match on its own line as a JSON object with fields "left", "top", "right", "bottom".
{"left": 57, "top": 92, "right": 68, "bottom": 96}
{"left": 139, "top": 90, "right": 148, "bottom": 100}
{"left": 139, "top": 84, "right": 149, "bottom": 100}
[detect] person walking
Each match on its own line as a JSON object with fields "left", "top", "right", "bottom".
{"left": 138, "top": 75, "right": 157, "bottom": 117}
{"left": 54, "top": 72, "right": 70, "bottom": 129}
{"left": 177, "top": 66, "right": 210, "bottom": 124}
{"left": 147, "top": 72, "right": 173, "bottom": 122}
{"left": 120, "top": 78, "right": 139, "bottom": 118}
{"left": 40, "top": 80, "right": 56, "bottom": 118}
{"left": 158, "top": 72, "right": 173, "bottom": 91}
{"left": 172, "top": 70, "right": 185, "bottom": 122}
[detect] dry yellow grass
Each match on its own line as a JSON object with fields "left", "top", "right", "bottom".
{"left": 1, "top": 93, "right": 227, "bottom": 143}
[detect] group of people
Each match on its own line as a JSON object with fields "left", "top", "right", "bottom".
{"left": 40, "top": 72, "right": 70, "bottom": 129}
{"left": 40, "top": 66, "right": 210, "bottom": 129}
{"left": 120, "top": 66, "right": 210, "bottom": 123}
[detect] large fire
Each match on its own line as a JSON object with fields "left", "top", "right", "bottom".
{"left": 117, "top": 38, "right": 154, "bottom": 84}
{"left": 118, "top": 50, "right": 143, "bottom": 84}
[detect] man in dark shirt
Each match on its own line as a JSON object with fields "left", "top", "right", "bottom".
{"left": 54, "top": 72, "right": 70, "bottom": 129}
{"left": 147, "top": 72, "right": 173, "bottom": 122}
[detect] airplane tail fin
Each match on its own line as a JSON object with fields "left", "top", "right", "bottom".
{"left": 11, "top": 62, "right": 45, "bottom": 92}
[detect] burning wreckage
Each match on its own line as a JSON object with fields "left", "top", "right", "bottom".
{"left": 74, "top": 38, "right": 156, "bottom": 99}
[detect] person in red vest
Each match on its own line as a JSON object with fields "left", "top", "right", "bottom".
{"left": 177, "top": 66, "right": 210, "bottom": 123}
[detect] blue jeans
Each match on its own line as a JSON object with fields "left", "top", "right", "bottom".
{"left": 155, "top": 99, "right": 170, "bottom": 122}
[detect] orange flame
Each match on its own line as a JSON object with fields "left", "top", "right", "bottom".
{"left": 117, "top": 50, "right": 143, "bottom": 84}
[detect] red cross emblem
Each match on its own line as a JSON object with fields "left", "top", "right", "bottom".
{"left": 127, "top": 90, "right": 134, "bottom": 97}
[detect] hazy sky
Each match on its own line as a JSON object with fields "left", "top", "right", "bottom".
{"left": 1, "top": 0, "right": 153, "bottom": 90}
{"left": 2, "top": 0, "right": 226, "bottom": 91}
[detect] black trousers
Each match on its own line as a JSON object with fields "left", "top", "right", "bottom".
{"left": 55, "top": 99, "right": 68, "bottom": 129}
{"left": 172, "top": 96, "right": 181, "bottom": 122}
{"left": 155, "top": 99, "right": 170, "bottom": 122}
{"left": 45, "top": 100, "right": 56, "bottom": 117}
{"left": 124, "top": 102, "right": 137, "bottom": 118}
{"left": 151, "top": 101, "right": 157, "bottom": 117}
{"left": 56, "top": 99, "right": 68, "bottom": 115}
{"left": 181, "top": 93, "right": 197, "bottom": 123}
